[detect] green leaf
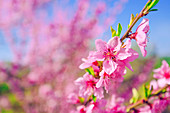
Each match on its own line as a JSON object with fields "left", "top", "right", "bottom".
{"left": 149, "top": 9, "right": 158, "bottom": 12}
{"left": 110, "top": 26, "right": 116, "bottom": 37}
{"left": 0, "top": 83, "right": 10, "bottom": 95}
{"left": 128, "top": 13, "right": 138, "bottom": 28}
{"left": 148, "top": 85, "right": 153, "bottom": 97}
{"left": 128, "top": 14, "right": 134, "bottom": 28}
{"left": 92, "top": 95, "right": 97, "bottom": 102}
{"left": 78, "top": 97, "right": 85, "bottom": 104}
{"left": 144, "top": 85, "right": 147, "bottom": 99}
{"left": 148, "top": 0, "right": 159, "bottom": 10}
{"left": 145, "top": 0, "right": 152, "bottom": 9}
{"left": 162, "top": 89, "right": 166, "bottom": 93}
{"left": 85, "top": 67, "right": 95, "bottom": 77}
{"left": 129, "top": 88, "right": 139, "bottom": 104}
{"left": 143, "top": 83, "right": 152, "bottom": 99}
{"left": 116, "top": 23, "right": 122, "bottom": 37}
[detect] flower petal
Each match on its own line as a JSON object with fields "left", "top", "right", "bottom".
{"left": 96, "top": 71, "right": 105, "bottom": 88}
{"left": 95, "top": 39, "right": 107, "bottom": 52}
{"left": 103, "top": 59, "right": 117, "bottom": 75}
{"left": 137, "top": 18, "right": 149, "bottom": 33}
{"left": 107, "top": 36, "right": 121, "bottom": 51}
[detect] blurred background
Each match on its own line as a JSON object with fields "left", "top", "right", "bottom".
{"left": 0, "top": 0, "right": 169, "bottom": 113}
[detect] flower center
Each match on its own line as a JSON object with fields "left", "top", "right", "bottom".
{"left": 103, "top": 72, "right": 110, "bottom": 78}
{"left": 164, "top": 72, "right": 170, "bottom": 79}
{"left": 86, "top": 80, "right": 96, "bottom": 88}
{"left": 104, "top": 49, "right": 117, "bottom": 61}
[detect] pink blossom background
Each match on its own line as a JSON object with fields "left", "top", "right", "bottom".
{"left": 0, "top": 0, "right": 169, "bottom": 113}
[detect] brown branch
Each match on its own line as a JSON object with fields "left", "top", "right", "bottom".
{"left": 120, "top": 0, "right": 151, "bottom": 42}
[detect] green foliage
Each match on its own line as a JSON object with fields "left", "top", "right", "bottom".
{"left": 110, "top": 23, "right": 122, "bottom": 37}
{"left": 0, "top": 83, "right": 10, "bottom": 95}
{"left": 128, "top": 14, "right": 138, "bottom": 28}
{"left": 1, "top": 109, "right": 13, "bottom": 113}
{"left": 78, "top": 97, "right": 85, "bottom": 104}
{"left": 85, "top": 67, "right": 95, "bottom": 77}
{"left": 145, "top": 0, "right": 152, "bottom": 9}
{"left": 129, "top": 88, "right": 139, "bottom": 104}
{"left": 148, "top": 0, "right": 159, "bottom": 9}
{"left": 143, "top": 83, "right": 153, "bottom": 99}
{"left": 116, "top": 23, "right": 122, "bottom": 37}
{"left": 111, "top": 26, "right": 116, "bottom": 37}
{"left": 92, "top": 95, "right": 97, "bottom": 102}
{"left": 149, "top": 9, "right": 158, "bottom": 12}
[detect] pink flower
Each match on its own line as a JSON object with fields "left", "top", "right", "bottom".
{"left": 106, "top": 95, "right": 126, "bottom": 113}
{"left": 93, "top": 36, "right": 137, "bottom": 75}
{"left": 151, "top": 99, "right": 168, "bottom": 113}
{"left": 38, "top": 84, "right": 52, "bottom": 99}
{"left": 77, "top": 104, "right": 94, "bottom": 113}
{"left": 74, "top": 73, "right": 104, "bottom": 99}
{"left": 79, "top": 51, "right": 98, "bottom": 69}
{"left": 67, "top": 93, "right": 80, "bottom": 104}
{"left": 153, "top": 60, "right": 170, "bottom": 85}
{"left": 96, "top": 65, "right": 125, "bottom": 93}
{"left": 135, "top": 18, "right": 150, "bottom": 57}
{"left": 120, "top": 39, "right": 139, "bottom": 71}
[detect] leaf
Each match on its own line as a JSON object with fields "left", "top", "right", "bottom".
{"left": 78, "top": 97, "right": 85, "bottom": 104}
{"left": 148, "top": 0, "right": 159, "bottom": 10}
{"left": 143, "top": 83, "right": 152, "bottom": 99}
{"left": 128, "top": 14, "right": 134, "bottom": 28}
{"left": 129, "top": 88, "right": 139, "bottom": 104}
{"left": 148, "top": 85, "right": 153, "bottom": 97}
{"left": 92, "top": 95, "right": 97, "bottom": 102}
{"left": 116, "top": 23, "right": 122, "bottom": 37}
{"left": 145, "top": 0, "right": 152, "bottom": 9}
{"left": 162, "top": 89, "right": 166, "bottom": 93}
{"left": 0, "top": 83, "right": 10, "bottom": 95}
{"left": 128, "top": 13, "right": 138, "bottom": 28}
{"left": 149, "top": 9, "right": 158, "bottom": 12}
{"left": 110, "top": 26, "right": 116, "bottom": 37}
{"left": 85, "top": 67, "right": 95, "bottom": 77}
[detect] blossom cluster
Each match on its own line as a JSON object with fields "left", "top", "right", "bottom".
{"left": 137, "top": 60, "right": 170, "bottom": 113}
{"left": 70, "top": 18, "right": 150, "bottom": 112}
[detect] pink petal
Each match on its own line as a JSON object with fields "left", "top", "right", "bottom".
{"left": 96, "top": 71, "right": 104, "bottom": 88}
{"left": 74, "top": 77, "right": 84, "bottom": 86}
{"left": 124, "top": 39, "right": 131, "bottom": 49}
{"left": 95, "top": 39, "right": 107, "bottom": 52}
{"left": 79, "top": 58, "right": 96, "bottom": 69}
{"left": 126, "top": 49, "right": 139, "bottom": 61}
{"left": 116, "top": 48, "right": 131, "bottom": 60}
{"left": 86, "top": 104, "right": 94, "bottom": 113}
{"left": 139, "top": 45, "right": 147, "bottom": 57}
{"left": 107, "top": 36, "right": 121, "bottom": 51}
{"left": 125, "top": 62, "right": 133, "bottom": 71}
{"left": 158, "top": 78, "right": 167, "bottom": 88}
{"left": 94, "top": 88, "right": 104, "bottom": 99}
{"left": 136, "top": 31, "right": 147, "bottom": 46}
{"left": 162, "top": 60, "right": 170, "bottom": 72}
{"left": 150, "top": 80, "right": 158, "bottom": 90}
{"left": 93, "top": 51, "right": 105, "bottom": 61}
{"left": 103, "top": 59, "right": 117, "bottom": 75}
{"left": 153, "top": 73, "right": 163, "bottom": 79}
{"left": 137, "top": 18, "right": 149, "bottom": 33}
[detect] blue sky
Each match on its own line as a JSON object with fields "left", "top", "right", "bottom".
{"left": 0, "top": 0, "right": 170, "bottom": 61}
